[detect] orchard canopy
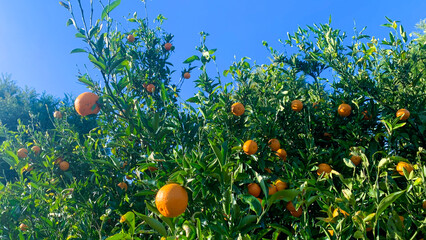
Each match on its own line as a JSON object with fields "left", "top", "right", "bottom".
{"left": 0, "top": 1, "right": 425, "bottom": 239}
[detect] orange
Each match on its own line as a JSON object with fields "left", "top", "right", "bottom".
{"left": 275, "top": 180, "right": 288, "bottom": 191}
{"left": 184, "top": 72, "right": 191, "bottom": 79}
{"left": 59, "top": 161, "right": 70, "bottom": 171}
{"left": 291, "top": 100, "right": 303, "bottom": 112}
{"left": 396, "top": 161, "right": 413, "bottom": 176}
{"left": 268, "top": 139, "right": 280, "bottom": 151}
{"left": 323, "top": 132, "right": 332, "bottom": 140}
{"left": 231, "top": 102, "right": 245, "bottom": 116}
{"left": 290, "top": 207, "right": 303, "bottom": 217}
{"left": 17, "top": 148, "right": 28, "bottom": 159}
{"left": 338, "top": 103, "right": 352, "bottom": 117}
{"left": 396, "top": 109, "right": 410, "bottom": 121}
{"left": 147, "top": 166, "right": 158, "bottom": 172}
{"left": 146, "top": 84, "right": 155, "bottom": 93}
{"left": 328, "top": 230, "right": 334, "bottom": 236}
{"left": 19, "top": 223, "right": 29, "bottom": 231}
{"left": 350, "top": 155, "right": 362, "bottom": 166}
{"left": 268, "top": 184, "right": 277, "bottom": 195}
{"left": 332, "top": 208, "right": 349, "bottom": 218}
{"left": 286, "top": 202, "right": 302, "bottom": 217}
{"left": 155, "top": 183, "right": 188, "bottom": 218}
{"left": 54, "top": 157, "right": 63, "bottom": 165}
{"left": 31, "top": 146, "right": 41, "bottom": 155}
{"left": 117, "top": 182, "right": 128, "bottom": 191}
{"left": 362, "top": 110, "right": 372, "bottom": 120}
{"left": 286, "top": 201, "right": 296, "bottom": 212}
{"left": 275, "top": 149, "right": 287, "bottom": 161}
{"left": 243, "top": 140, "right": 258, "bottom": 155}
{"left": 121, "top": 161, "right": 128, "bottom": 169}
{"left": 317, "top": 163, "right": 332, "bottom": 176}
{"left": 164, "top": 42, "right": 172, "bottom": 51}
{"left": 248, "top": 183, "right": 261, "bottom": 197}
{"left": 53, "top": 111, "right": 62, "bottom": 119}
{"left": 422, "top": 200, "right": 426, "bottom": 210}
{"left": 75, "top": 92, "right": 100, "bottom": 116}
{"left": 127, "top": 34, "right": 135, "bottom": 43}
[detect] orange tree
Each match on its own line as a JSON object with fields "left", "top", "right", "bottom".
{"left": 0, "top": 1, "right": 425, "bottom": 239}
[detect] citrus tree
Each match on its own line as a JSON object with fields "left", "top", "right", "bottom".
{"left": 0, "top": 1, "right": 425, "bottom": 239}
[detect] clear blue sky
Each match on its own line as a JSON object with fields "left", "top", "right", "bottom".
{"left": 1, "top": 1, "right": 425, "bottom": 100}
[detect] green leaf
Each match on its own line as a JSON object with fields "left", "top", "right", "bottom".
{"left": 135, "top": 213, "right": 168, "bottom": 237}
{"left": 101, "top": 0, "right": 121, "bottom": 20}
{"left": 59, "top": 1, "right": 69, "bottom": 10}
{"left": 183, "top": 55, "right": 200, "bottom": 64}
{"left": 106, "top": 233, "right": 132, "bottom": 240}
{"left": 70, "top": 48, "right": 86, "bottom": 54}
{"left": 75, "top": 32, "right": 86, "bottom": 38}
{"left": 208, "top": 139, "right": 224, "bottom": 168}
{"left": 134, "top": 190, "right": 156, "bottom": 196}
{"left": 375, "top": 190, "right": 405, "bottom": 221}
{"left": 268, "top": 223, "right": 293, "bottom": 236}
{"left": 268, "top": 189, "right": 300, "bottom": 204}
{"left": 240, "top": 195, "right": 262, "bottom": 216}
{"left": 237, "top": 215, "right": 257, "bottom": 230}
{"left": 66, "top": 18, "right": 76, "bottom": 28}
{"left": 4, "top": 150, "right": 18, "bottom": 167}
{"left": 88, "top": 54, "right": 106, "bottom": 71}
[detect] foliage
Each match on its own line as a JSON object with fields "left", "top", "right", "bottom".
{"left": 0, "top": 1, "right": 425, "bottom": 239}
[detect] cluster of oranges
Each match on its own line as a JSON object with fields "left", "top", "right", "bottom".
{"left": 231, "top": 99, "right": 416, "bottom": 219}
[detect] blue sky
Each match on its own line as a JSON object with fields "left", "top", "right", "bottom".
{"left": 1, "top": 1, "right": 425, "bottom": 100}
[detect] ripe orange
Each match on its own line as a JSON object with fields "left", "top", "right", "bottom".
{"left": 54, "top": 157, "right": 63, "bottom": 165}
{"left": 290, "top": 207, "right": 303, "bottom": 217}
{"left": 257, "top": 198, "right": 263, "bottom": 206}
{"left": 350, "top": 155, "right": 362, "bottom": 166}
{"left": 362, "top": 110, "right": 372, "bottom": 120}
{"left": 275, "top": 180, "right": 288, "bottom": 191}
{"left": 286, "top": 201, "right": 296, "bottom": 212}
{"left": 53, "top": 111, "right": 62, "bottom": 119}
{"left": 17, "top": 148, "right": 28, "bottom": 159}
{"left": 75, "top": 92, "right": 100, "bottom": 116}
{"left": 317, "top": 163, "right": 332, "bottom": 176}
{"left": 338, "top": 103, "right": 352, "bottom": 117}
{"left": 164, "top": 42, "right": 172, "bottom": 51}
{"left": 147, "top": 166, "right": 158, "bottom": 172}
{"left": 268, "top": 184, "right": 277, "bottom": 195}
{"left": 146, "top": 84, "right": 155, "bottom": 93}
{"left": 117, "top": 182, "right": 128, "bottom": 191}
{"left": 275, "top": 149, "right": 287, "bottom": 161}
{"left": 231, "top": 102, "right": 245, "bottom": 116}
{"left": 127, "top": 34, "right": 135, "bottom": 43}
{"left": 183, "top": 72, "right": 191, "bottom": 79}
{"left": 422, "top": 200, "right": 426, "bottom": 210}
{"left": 286, "top": 202, "right": 302, "bottom": 217}
{"left": 268, "top": 139, "right": 280, "bottom": 151}
{"left": 243, "top": 140, "right": 258, "bottom": 155}
{"left": 291, "top": 100, "right": 303, "bottom": 112}
{"left": 332, "top": 208, "right": 349, "bottom": 218}
{"left": 248, "top": 183, "right": 261, "bottom": 197}
{"left": 19, "top": 223, "right": 29, "bottom": 231}
{"left": 323, "top": 132, "right": 332, "bottom": 140}
{"left": 31, "top": 146, "right": 41, "bottom": 155}
{"left": 396, "top": 161, "right": 413, "bottom": 176}
{"left": 396, "top": 109, "right": 410, "bottom": 121}
{"left": 59, "top": 161, "right": 69, "bottom": 171}
{"left": 155, "top": 183, "right": 188, "bottom": 218}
